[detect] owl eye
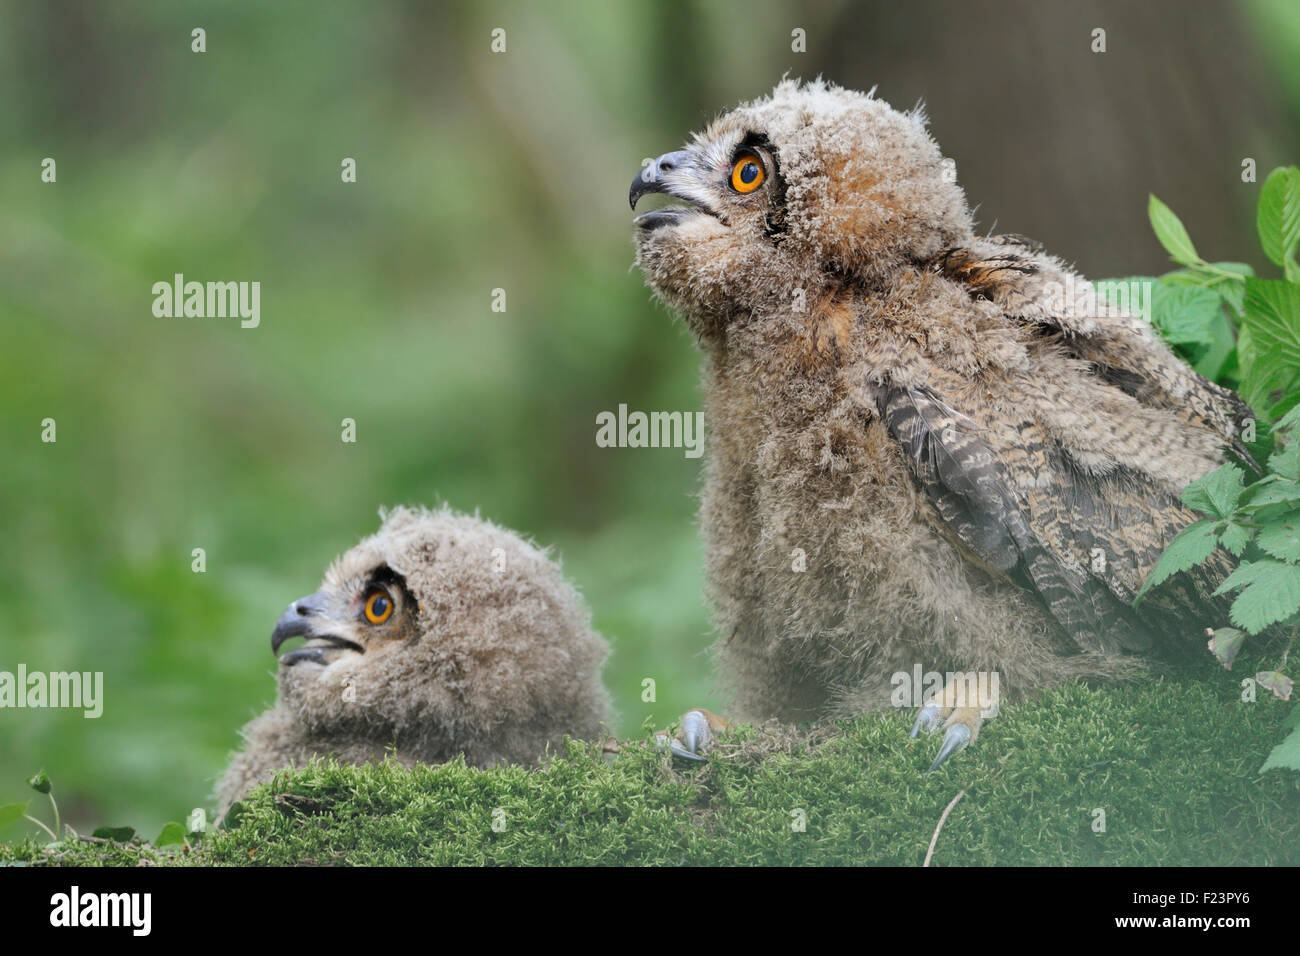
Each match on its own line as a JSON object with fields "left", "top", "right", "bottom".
{"left": 730, "top": 153, "right": 766, "bottom": 194}
{"left": 364, "top": 588, "right": 393, "bottom": 624}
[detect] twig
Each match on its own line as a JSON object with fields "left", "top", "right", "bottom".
{"left": 23, "top": 814, "right": 57, "bottom": 842}
{"left": 923, "top": 789, "right": 966, "bottom": 867}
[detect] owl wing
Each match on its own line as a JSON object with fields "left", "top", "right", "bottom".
{"left": 934, "top": 236, "right": 1256, "bottom": 467}
{"left": 868, "top": 381, "right": 1231, "bottom": 655}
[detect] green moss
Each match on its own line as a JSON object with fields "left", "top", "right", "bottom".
{"left": 4, "top": 677, "right": 1298, "bottom": 867}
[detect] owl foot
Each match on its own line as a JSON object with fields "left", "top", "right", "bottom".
{"left": 912, "top": 704, "right": 983, "bottom": 772}
{"left": 910, "top": 675, "right": 997, "bottom": 772}
{"left": 656, "top": 708, "right": 730, "bottom": 762}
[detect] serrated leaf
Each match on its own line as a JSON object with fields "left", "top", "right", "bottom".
{"left": 1239, "top": 479, "right": 1300, "bottom": 514}
{"left": 1284, "top": 703, "right": 1300, "bottom": 729}
{"left": 1151, "top": 284, "right": 1225, "bottom": 346}
{"left": 1274, "top": 404, "right": 1300, "bottom": 434}
{"left": 1256, "top": 517, "right": 1300, "bottom": 561}
{"left": 1194, "top": 315, "right": 1237, "bottom": 380}
{"left": 1207, "top": 626, "right": 1246, "bottom": 668}
{"left": 1225, "top": 560, "right": 1300, "bottom": 632}
{"left": 1180, "top": 464, "right": 1245, "bottom": 518}
{"left": 1257, "top": 166, "right": 1300, "bottom": 275}
{"left": 1136, "top": 519, "right": 1218, "bottom": 600}
{"left": 1269, "top": 440, "right": 1300, "bottom": 481}
{"left": 1242, "top": 278, "right": 1300, "bottom": 369}
{"left": 1214, "top": 559, "right": 1275, "bottom": 596}
{"left": 92, "top": 826, "right": 135, "bottom": 842}
{"left": 1148, "top": 194, "right": 1201, "bottom": 266}
{"left": 1261, "top": 724, "right": 1300, "bottom": 774}
{"left": 154, "top": 822, "right": 187, "bottom": 847}
{"left": 0, "top": 803, "right": 28, "bottom": 829}
{"left": 1218, "top": 522, "right": 1251, "bottom": 556}
{"left": 1256, "top": 670, "right": 1294, "bottom": 700}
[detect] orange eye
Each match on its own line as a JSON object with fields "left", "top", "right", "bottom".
{"left": 364, "top": 589, "right": 393, "bottom": 624}
{"left": 730, "top": 154, "right": 765, "bottom": 193}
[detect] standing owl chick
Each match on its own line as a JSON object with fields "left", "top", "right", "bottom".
{"left": 630, "top": 79, "right": 1251, "bottom": 768}
{"left": 216, "top": 505, "right": 612, "bottom": 818}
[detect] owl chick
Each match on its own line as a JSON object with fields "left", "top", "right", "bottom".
{"left": 215, "top": 505, "right": 612, "bottom": 819}
{"left": 630, "top": 79, "right": 1251, "bottom": 769}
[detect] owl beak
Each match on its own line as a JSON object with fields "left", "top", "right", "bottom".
{"left": 271, "top": 592, "right": 327, "bottom": 654}
{"left": 271, "top": 592, "right": 364, "bottom": 664}
{"left": 630, "top": 150, "right": 713, "bottom": 231}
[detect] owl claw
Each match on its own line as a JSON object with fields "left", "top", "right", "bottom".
{"left": 656, "top": 708, "right": 729, "bottom": 762}
{"left": 911, "top": 704, "right": 945, "bottom": 738}
{"left": 669, "top": 740, "right": 709, "bottom": 762}
{"left": 926, "top": 723, "right": 972, "bottom": 774}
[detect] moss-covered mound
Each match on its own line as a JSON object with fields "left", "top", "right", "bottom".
{"left": 3, "top": 678, "right": 1298, "bottom": 866}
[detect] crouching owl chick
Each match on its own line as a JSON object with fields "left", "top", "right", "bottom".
{"left": 630, "top": 79, "right": 1251, "bottom": 769}
{"left": 216, "top": 506, "right": 611, "bottom": 818}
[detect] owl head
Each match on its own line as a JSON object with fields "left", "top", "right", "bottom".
{"left": 268, "top": 505, "right": 611, "bottom": 761}
{"left": 630, "top": 79, "right": 973, "bottom": 340}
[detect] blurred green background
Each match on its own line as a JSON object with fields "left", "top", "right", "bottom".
{"left": 2, "top": 0, "right": 1299, "bottom": 836}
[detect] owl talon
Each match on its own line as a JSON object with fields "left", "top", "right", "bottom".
{"left": 926, "top": 723, "right": 971, "bottom": 774}
{"left": 656, "top": 708, "right": 730, "bottom": 762}
{"left": 911, "top": 704, "right": 945, "bottom": 737}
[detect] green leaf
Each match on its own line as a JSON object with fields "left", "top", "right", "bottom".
{"left": 0, "top": 803, "right": 29, "bottom": 830}
{"left": 1274, "top": 403, "right": 1300, "bottom": 434}
{"left": 1242, "top": 278, "right": 1300, "bottom": 369}
{"left": 1149, "top": 284, "right": 1225, "bottom": 346}
{"left": 1222, "top": 560, "right": 1300, "bottom": 632}
{"left": 1239, "top": 479, "right": 1300, "bottom": 513}
{"left": 1239, "top": 278, "right": 1300, "bottom": 416}
{"left": 26, "top": 771, "right": 50, "bottom": 795}
{"left": 1218, "top": 522, "right": 1251, "bottom": 556}
{"left": 1191, "top": 310, "right": 1237, "bottom": 380}
{"left": 1256, "top": 166, "right": 1300, "bottom": 279}
{"left": 1256, "top": 670, "right": 1294, "bottom": 700}
{"left": 1213, "top": 559, "right": 1275, "bottom": 596}
{"left": 1269, "top": 439, "right": 1300, "bottom": 481}
{"left": 1148, "top": 194, "right": 1201, "bottom": 266}
{"left": 1261, "top": 723, "right": 1300, "bottom": 774}
{"left": 1256, "top": 516, "right": 1300, "bottom": 561}
{"left": 1180, "top": 464, "right": 1245, "bottom": 518}
{"left": 1207, "top": 627, "right": 1246, "bottom": 669}
{"left": 154, "top": 822, "right": 187, "bottom": 847}
{"left": 1136, "top": 519, "right": 1218, "bottom": 600}
{"left": 92, "top": 826, "right": 136, "bottom": 842}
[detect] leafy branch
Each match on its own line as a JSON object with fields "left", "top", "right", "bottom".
{"left": 1117, "top": 166, "right": 1300, "bottom": 774}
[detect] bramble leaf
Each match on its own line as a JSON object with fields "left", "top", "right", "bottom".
{"left": 1180, "top": 464, "right": 1245, "bottom": 518}
{"left": 1256, "top": 515, "right": 1300, "bottom": 561}
{"left": 1223, "top": 560, "right": 1300, "bottom": 632}
{"left": 1136, "top": 520, "right": 1218, "bottom": 600}
{"left": 1217, "top": 522, "right": 1251, "bottom": 556}
{"left": 1256, "top": 670, "right": 1294, "bottom": 701}
{"left": 1257, "top": 166, "right": 1300, "bottom": 280}
{"left": 1207, "top": 627, "right": 1246, "bottom": 669}
{"left": 1148, "top": 194, "right": 1200, "bottom": 266}
{"left": 1261, "top": 724, "right": 1300, "bottom": 774}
